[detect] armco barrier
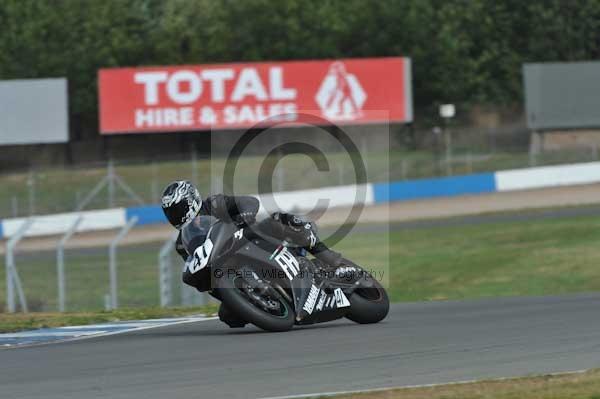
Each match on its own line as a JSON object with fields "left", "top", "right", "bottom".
{"left": 0, "top": 209, "right": 126, "bottom": 240}
{"left": 372, "top": 173, "right": 496, "bottom": 203}
{"left": 126, "top": 205, "right": 165, "bottom": 226}
{"left": 258, "top": 184, "right": 374, "bottom": 214}
{"left": 3, "top": 161, "right": 600, "bottom": 240}
{"left": 495, "top": 162, "right": 600, "bottom": 191}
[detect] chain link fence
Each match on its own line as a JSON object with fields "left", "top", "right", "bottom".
{"left": 0, "top": 237, "right": 216, "bottom": 313}
{"left": 3, "top": 145, "right": 600, "bottom": 219}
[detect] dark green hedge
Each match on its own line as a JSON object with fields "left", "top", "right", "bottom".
{"left": 1, "top": 0, "right": 599, "bottom": 138}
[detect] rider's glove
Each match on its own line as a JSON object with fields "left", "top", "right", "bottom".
{"left": 272, "top": 212, "right": 308, "bottom": 232}
{"left": 175, "top": 232, "right": 189, "bottom": 261}
{"left": 234, "top": 211, "right": 256, "bottom": 227}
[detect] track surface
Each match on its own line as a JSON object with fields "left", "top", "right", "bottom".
{"left": 2, "top": 294, "right": 600, "bottom": 399}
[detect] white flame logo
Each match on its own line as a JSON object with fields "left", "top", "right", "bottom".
{"left": 315, "top": 62, "right": 367, "bottom": 120}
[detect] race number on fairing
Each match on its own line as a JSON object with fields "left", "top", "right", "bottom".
{"left": 187, "top": 238, "right": 214, "bottom": 273}
{"left": 274, "top": 248, "right": 300, "bottom": 280}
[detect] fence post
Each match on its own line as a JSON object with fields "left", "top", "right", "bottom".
{"left": 158, "top": 232, "right": 178, "bottom": 307}
{"left": 11, "top": 196, "right": 18, "bottom": 217}
{"left": 108, "top": 216, "right": 138, "bottom": 309}
{"left": 467, "top": 152, "right": 473, "bottom": 174}
{"left": 151, "top": 161, "right": 159, "bottom": 203}
{"left": 77, "top": 161, "right": 144, "bottom": 211}
{"left": 27, "top": 170, "right": 36, "bottom": 216}
{"left": 529, "top": 130, "right": 541, "bottom": 167}
{"left": 445, "top": 129, "right": 453, "bottom": 176}
{"left": 191, "top": 143, "right": 198, "bottom": 186}
{"left": 5, "top": 218, "right": 35, "bottom": 313}
{"left": 108, "top": 160, "right": 115, "bottom": 208}
{"left": 401, "top": 159, "right": 408, "bottom": 180}
{"left": 56, "top": 215, "right": 84, "bottom": 312}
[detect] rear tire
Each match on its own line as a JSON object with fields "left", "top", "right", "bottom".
{"left": 346, "top": 275, "right": 389, "bottom": 324}
{"left": 217, "top": 274, "right": 295, "bottom": 332}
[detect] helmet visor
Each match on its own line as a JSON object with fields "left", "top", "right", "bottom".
{"left": 162, "top": 200, "right": 190, "bottom": 229}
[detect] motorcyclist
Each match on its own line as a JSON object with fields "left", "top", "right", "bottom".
{"left": 161, "top": 180, "right": 344, "bottom": 327}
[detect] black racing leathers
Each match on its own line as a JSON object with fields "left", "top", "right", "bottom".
{"left": 176, "top": 194, "right": 343, "bottom": 328}
{"left": 178, "top": 194, "right": 340, "bottom": 294}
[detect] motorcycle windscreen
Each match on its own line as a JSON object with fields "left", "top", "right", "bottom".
{"left": 181, "top": 215, "right": 218, "bottom": 254}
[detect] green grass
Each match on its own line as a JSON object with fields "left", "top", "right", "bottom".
{"left": 333, "top": 214, "right": 600, "bottom": 302}
{"left": 325, "top": 369, "right": 600, "bottom": 399}
{"left": 3, "top": 212, "right": 600, "bottom": 314}
{"left": 0, "top": 305, "right": 218, "bottom": 333}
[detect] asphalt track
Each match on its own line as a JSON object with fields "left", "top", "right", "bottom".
{"left": 2, "top": 293, "right": 600, "bottom": 399}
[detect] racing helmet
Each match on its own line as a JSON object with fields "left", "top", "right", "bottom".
{"left": 161, "top": 180, "right": 202, "bottom": 229}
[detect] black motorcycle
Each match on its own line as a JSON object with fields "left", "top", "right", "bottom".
{"left": 181, "top": 215, "right": 389, "bottom": 332}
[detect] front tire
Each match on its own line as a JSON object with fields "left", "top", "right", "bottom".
{"left": 346, "top": 272, "right": 389, "bottom": 324}
{"left": 217, "top": 273, "right": 295, "bottom": 332}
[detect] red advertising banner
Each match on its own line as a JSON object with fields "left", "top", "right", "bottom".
{"left": 98, "top": 57, "right": 411, "bottom": 134}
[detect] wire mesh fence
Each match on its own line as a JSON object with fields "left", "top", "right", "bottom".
{"left": 0, "top": 239, "right": 211, "bottom": 313}
{"left": 2, "top": 145, "right": 600, "bottom": 219}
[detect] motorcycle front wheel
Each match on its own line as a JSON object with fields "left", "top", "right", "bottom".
{"left": 345, "top": 264, "right": 390, "bottom": 324}
{"left": 217, "top": 271, "right": 295, "bottom": 332}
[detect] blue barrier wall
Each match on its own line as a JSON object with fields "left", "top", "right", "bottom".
{"left": 373, "top": 173, "right": 497, "bottom": 203}
{"left": 126, "top": 205, "right": 165, "bottom": 226}
{"left": 3, "top": 162, "right": 599, "bottom": 239}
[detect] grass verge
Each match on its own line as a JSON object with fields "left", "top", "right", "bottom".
{"left": 333, "top": 213, "right": 600, "bottom": 302}
{"left": 0, "top": 304, "right": 218, "bottom": 333}
{"left": 3, "top": 210, "right": 600, "bottom": 314}
{"left": 322, "top": 369, "right": 600, "bottom": 399}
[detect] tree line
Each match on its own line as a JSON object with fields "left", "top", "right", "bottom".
{"left": 1, "top": 0, "right": 599, "bottom": 138}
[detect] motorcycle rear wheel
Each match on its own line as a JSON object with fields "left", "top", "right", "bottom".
{"left": 218, "top": 272, "right": 295, "bottom": 332}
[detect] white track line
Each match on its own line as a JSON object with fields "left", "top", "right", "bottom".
{"left": 2, "top": 316, "right": 219, "bottom": 349}
{"left": 0, "top": 331, "right": 105, "bottom": 338}
{"left": 258, "top": 369, "right": 590, "bottom": 399}
{"left": 60, "top": 323, "right": 158, "bottom": 329}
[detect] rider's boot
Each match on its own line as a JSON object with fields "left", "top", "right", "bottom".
{"left": 218, "top": 303, "right": 248, "bottom": 328}
{"left": 209, "top": 290, "right": 247, "bottom": 328}
{"left": 270, "top": 212, "right": 343, "bottom": 268}
{"left": 270, "top": 212, "right": 354, "bottom": 278}
{"left": 309, "top": 242, "right": 342, "bottom": 269}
